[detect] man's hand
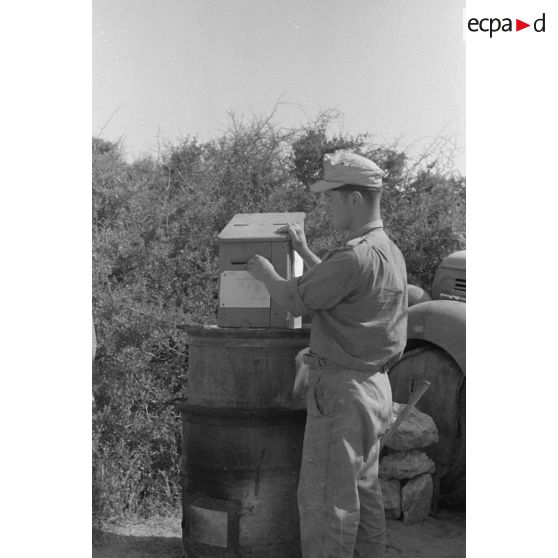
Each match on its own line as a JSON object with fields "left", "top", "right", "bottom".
{"left": 277, "top": 223, "right": 309, "bottom": 255}
{"left": 277, "top": 223, "right": 321, "bottom": 268}
{"left": 246, "top": 255, "right": 276, "bottom": 282}
{"left": 246, "top": 254, "right": 302, "bottom": 317}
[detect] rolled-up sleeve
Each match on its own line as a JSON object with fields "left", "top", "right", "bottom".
{"left": 283, "top": 248, "right": 359, "bottom": 315}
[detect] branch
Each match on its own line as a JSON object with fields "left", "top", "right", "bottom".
{"left": 97, "top": 103, "right": 125, "bottom": 138}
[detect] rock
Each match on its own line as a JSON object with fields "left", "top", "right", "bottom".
{"left": 379, "top": 450, "right": 435, "bottom": 480}
{"left": 401, "top": 473, "right": 433, "bottom": 524}
{"left": 385, "top": 402, "right": 439, "bottom": 451}
{"left": 380, "top": 479, "right": 401, "bottom": 519}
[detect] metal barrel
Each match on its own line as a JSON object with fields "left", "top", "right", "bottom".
{"left": 181, "top": 326, "right": 310, "bottom": 558}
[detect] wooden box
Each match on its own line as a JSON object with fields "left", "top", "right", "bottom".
{"left": 217, "top": 212, "right": 305, "bottom": 328}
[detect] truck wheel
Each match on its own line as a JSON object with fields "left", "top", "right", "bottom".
{"left": 388, "top": 346, "right": 465, "bottom": 507}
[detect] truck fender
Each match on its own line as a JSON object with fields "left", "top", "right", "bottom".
{"left": 407, "top": 284, "right": 432, "bottom": 307}
{"left": 406, "top": 300, "right": 466, "bottom": 374}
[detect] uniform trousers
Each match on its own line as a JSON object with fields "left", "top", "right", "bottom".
{"left": 298, "top": 361, "right": 392, "bottom": 558}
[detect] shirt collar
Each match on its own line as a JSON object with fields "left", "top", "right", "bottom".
{"left": 346, "top": 219, "right": 383, "bottom": 242}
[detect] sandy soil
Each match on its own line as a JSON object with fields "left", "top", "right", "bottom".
{"left": 93, "top": 516, "right": 183, "bottom": 558}
{"left": 93, "top": 508, "right": 464, "bottom": 558}
{"left": 385, "top": 508, "right": 465, "bottom": 557}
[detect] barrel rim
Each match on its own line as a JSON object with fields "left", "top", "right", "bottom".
{"left": 180, "top": 324, "right": 311, "bottom": 340}
{"left": 180, "top": 403, "right": 307, "bottom": 419}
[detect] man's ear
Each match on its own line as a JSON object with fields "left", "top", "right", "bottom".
{"left": 350, "top": 190, "right": 364, "bottom": 206}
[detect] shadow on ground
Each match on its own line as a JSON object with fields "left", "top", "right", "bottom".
{"left": 386, "top": 508, "right": 465, "bottom": 558}
{"left": 92, "top": 507, "right": 464, "bottom": 558}
{"left": 93, "top": 529, "right": 183, "bottom": 558}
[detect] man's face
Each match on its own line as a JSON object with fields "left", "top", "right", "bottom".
{"left": 324, "top": 190, "right": 352, "bottom": 230}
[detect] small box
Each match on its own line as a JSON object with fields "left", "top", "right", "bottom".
{"left": 217, "top": 212, "right": 305, "bottom": 328}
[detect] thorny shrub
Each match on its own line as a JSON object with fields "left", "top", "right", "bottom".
{"left": 92, "top": 115, "right": 465, "bottom": 519}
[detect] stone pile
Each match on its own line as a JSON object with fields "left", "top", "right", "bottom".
{"left": 380, "top": 402, "right": 439, "bottom": 524}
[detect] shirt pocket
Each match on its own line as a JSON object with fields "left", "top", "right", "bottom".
{"left": 377, "top": 286, "right": 404, "bottom": 309}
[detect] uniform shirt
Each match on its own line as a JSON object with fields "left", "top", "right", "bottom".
{"left": 285, "top": 220, "right": 408, "bottom": 371}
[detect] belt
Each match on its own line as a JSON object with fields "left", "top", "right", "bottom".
{"left": 303, "top": 351, "right": 399, "bottom": 374}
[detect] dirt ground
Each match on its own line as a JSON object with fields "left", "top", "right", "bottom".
{"left": 92, "top": 508, "right": 465, "bottom": 558}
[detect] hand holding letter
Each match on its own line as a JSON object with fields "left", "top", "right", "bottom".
{"left": 246, "top": 255, "right": 275, "bottom": 282}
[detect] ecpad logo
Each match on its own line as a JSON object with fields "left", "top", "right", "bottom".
{"left": 468, "top": 13, "right": 546, "bottom": 38}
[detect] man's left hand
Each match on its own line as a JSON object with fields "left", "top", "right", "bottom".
{"left": 246, "top": 255, "right": 275, "bottom": 282}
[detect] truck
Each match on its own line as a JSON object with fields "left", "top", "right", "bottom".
{"left": 389, "top": 250, "right": 466, "bottom": 506}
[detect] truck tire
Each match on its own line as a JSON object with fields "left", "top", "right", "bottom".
{"left": 388, "top": 345, "right": 466, "bottom": 507}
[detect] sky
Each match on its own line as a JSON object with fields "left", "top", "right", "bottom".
{"left": 93, "top": 0, "right": 465, "bottom": 172}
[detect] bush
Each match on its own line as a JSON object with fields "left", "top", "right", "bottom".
{"left": 92, "top": 114, "right": 465, "bottom": 519}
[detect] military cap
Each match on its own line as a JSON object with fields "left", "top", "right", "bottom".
{"left": 310, "top": 150, "right": 386, "bottom": 192}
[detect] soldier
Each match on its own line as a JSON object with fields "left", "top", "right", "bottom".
{"left": 247, "top": 150, "right": 408, "bottom": 558}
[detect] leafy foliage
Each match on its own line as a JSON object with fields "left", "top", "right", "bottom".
{"left": 92, "top": 113, "right": 465, "bottom": 518}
